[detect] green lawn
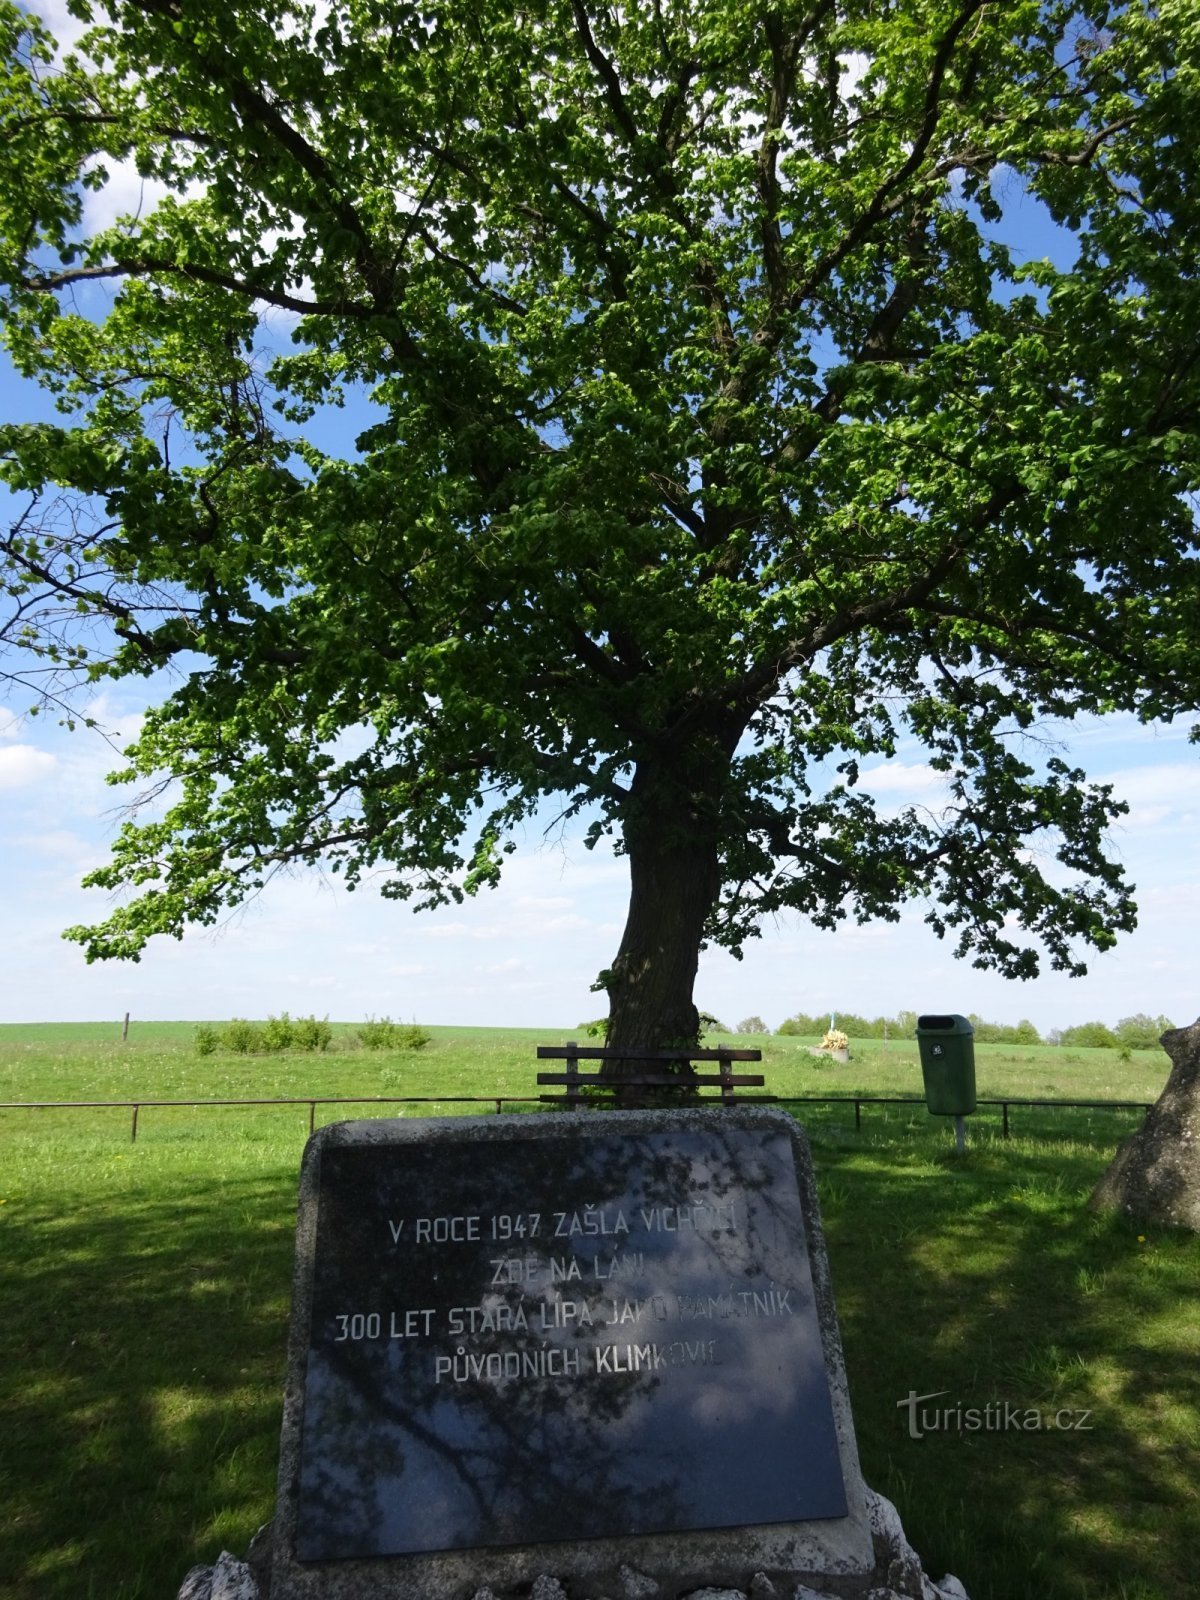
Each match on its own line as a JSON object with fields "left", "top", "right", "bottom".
{"left": 1, "top": 1024, "right": 1195, "bottom": 1600}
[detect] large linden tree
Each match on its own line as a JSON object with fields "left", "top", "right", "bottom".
{"left": 1, "top": 0, "right": 1198, "bottom": 1055}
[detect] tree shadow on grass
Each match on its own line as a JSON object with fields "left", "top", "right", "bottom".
{"left": 807, "top": 1116, "right": 1200, "bottom": 1600}
{"left": 3, "top": 1109, "right": 1196, "bottom": 1600}
{"left": 0, "top": 1170, "right": 297, "bottom": 1600}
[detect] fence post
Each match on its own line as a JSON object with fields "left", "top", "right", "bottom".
{"left": 121, "top": 1012, "right": 130, "bottom": 1043}
{"left": 854, "top": 1099, "right": 861, "bottom": 1131}
{"left": 565, "top": 1041, "right": 580, "bottom": 1108}
{"left": 131, "top": 1104, "right": 139, "bottom": 1142}
{"left": 1003, "top": 1102, "right": 1010, "bottom": 1139}
{"left": 719, "top": 1051, "right": 734, "bottom": 1104}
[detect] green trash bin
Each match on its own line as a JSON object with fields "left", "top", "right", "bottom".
{"left": 916, "top": 1014, "right": 976, "bottom": 1117}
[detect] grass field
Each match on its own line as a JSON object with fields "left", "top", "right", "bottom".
{"left": 1, "top": 1023, "right": 1196, "bottom": 1600}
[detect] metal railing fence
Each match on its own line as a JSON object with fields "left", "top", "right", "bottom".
{"left": 0, "top": 1092, "right": 1152, "bottom": 1142}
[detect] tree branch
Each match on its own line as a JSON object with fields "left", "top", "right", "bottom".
{"left": 790, "top": 0, "right": 987, "bottom": 312}
{"left": 20, "top": 258, "right": 384, "bottom": 324}
{"left": 569, "top": 0, "right": 641, "bottom": 148}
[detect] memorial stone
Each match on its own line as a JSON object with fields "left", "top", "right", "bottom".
{"left": 271, "top": 1106, "right": 874, "bottom": 1599}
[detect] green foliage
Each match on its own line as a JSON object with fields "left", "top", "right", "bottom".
{"left": 194, "top": 1014, "right": 333, "bottom": 1054}
{"left": 1115, "top": 1013, "right": 1175, "bottom": 1050}
{"left": 777, "top": 1010, "right": 910, "bottom": 1039}
{"left": 357, "top": 1016, "right": 397, "bottom": 1050}
{"left": 835, "top": 1014, "right": 887, "bottom": 1040}
{"left": 357, "top": 1016, "right": 430, "bottom": 1051}
{"left": 261, "top": 1012, "right": 295, "bottom": 1052}
{"left": 1059, "top": 1021, "right": 1120, "bottom": 1049}
{"left": 395, "top": 1023, "right": 431, "bottom": 1052}
{"left": 736, "top": 1015, "right": 767, "bottom": 1035}
{"left": 3, "top": 0, "right": 1200, "bottom": 1043}
{"left": 698, "top": 1011, "right": 728, "bottom": 1034}
{"left": 577, "top": 1018, "right": 609, "bottom": 1040}
{"left": 968, "top": 1014, "right": 1043, "bottom": 1045}
{"left": 292, "top": 1014, "right": 333, "bottom": 1052}
{"left": 777, "top": 1013, "right": 830, "bottom": 1037}
{"left": 222, "top": 1018, "right": 265, "bottom": 1055}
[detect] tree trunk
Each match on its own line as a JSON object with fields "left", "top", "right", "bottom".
{"left": 603, "top": 824, "right": 721, "bottom": 1064}
{"left": 1088, "top": 1018, "right": 1200, "bottom": 1231}
{"left": 598, "top": 745, "right": 736, "bottom": 1096}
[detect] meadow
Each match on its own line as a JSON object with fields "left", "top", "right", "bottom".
{"left": 0, "top": 1022, "right": 1195, "bottom": 1600}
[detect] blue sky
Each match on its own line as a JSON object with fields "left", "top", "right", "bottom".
{"left": 2, "top": 2, "right": 1197, "bottom": 1035}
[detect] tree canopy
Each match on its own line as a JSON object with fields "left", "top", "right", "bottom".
{"left": 1, "top": 0, "right": 1198, "bottom": 1050}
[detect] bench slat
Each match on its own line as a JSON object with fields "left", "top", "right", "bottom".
{"left": 536, "top": 1046, "right": 762, "bottom": 1062}
{"left": 537, "top": 1071, "right": 766, "bottom": 1087}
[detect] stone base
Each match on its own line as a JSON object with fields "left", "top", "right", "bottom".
{"left": 175, "top": 1491, "right": 969, "bottom": 1600}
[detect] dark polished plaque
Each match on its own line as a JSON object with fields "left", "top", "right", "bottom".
{"left": 294, "top": 1122, "right": 847, "bottom": 1562}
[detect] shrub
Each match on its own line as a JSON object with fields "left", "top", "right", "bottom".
{"left": 577, "top": 1018, "right": 609, "bottom": 1039}
{"left": 194, "top": 1025, "right": 219, "bottom": 1056}
{"left": 359, "top": 1016, "right": 398, "bottom": 1050}
{"left": 293, "top": 1014, "right": 333, "bottom": 1051}
{"left": 699, "top": 1011, "right": 728, "bottom": 1034}
{"left": 358, "top": 1016, "right": 430, "bottom": 1051}
{"left": 223, "top": 1018, "right": 265, "bottom": 1054}
{"left": 262, "top": 1012, "right": 296, "bottom": 1051}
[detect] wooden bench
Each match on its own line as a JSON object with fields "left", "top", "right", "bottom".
{"left": 536, "top": 1042, "right": 772, "bottom": 1107}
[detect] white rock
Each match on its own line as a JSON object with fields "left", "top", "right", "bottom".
{"left": 866, "top": 1488, "right": 911, "bottom": 1552}
{"left": 209, "top": 1552, "right": 259, "bottom": 1600}
{"left": 933, "top": 1579, "right": 970, "bottom": 1599}
{"left": 176, "top": 1568, "right": 212, "bottom": 1600}
{"left": 531, "top": 1579, "right": 568, "bottom": 1600}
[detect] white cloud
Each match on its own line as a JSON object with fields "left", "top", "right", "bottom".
{"left": 11, "top": 828, "right": 95, "bottom": 865}
{"left": 857, "top": 760, "right": 947, "bottom": 797}
{"left": 0, "top": 743, "right": 57, "bottom": 789}
{"left": 1101, "top": 762, "right": 1200, "bottom": 827}
{"left": 424, "top": 922, "right": 506, "bottom": 943}
{"left": 78, "top": 155, "right": 210, "bottom": 236}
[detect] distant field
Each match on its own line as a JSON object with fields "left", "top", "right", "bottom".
{"left": 0, "top": 1018, "right": 1171, "bottom": 1111}
{"left": 1, "top": 1022, "right": 1194, "bottom": 1600}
